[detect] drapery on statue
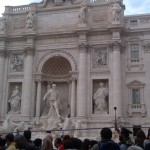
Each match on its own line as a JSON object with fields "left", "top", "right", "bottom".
{"left": 112, "top": 3, "right": 121, "bottom": 22}
{"left": 42, "top": 84, "right": 60, "bottom": 119}
{"left": 93, "top": 82, "right": 108, "bottom": 112}
{"left": 78, "top": 5, "right": 87, "bottom": 24}
{"left": 8, "top": 86, "right": 21, "bottom": 113}
{"left": 26, "top": 11, "right": 35, "bottom": 29}
{"left": 0, "top": 17, "right": 6, "bottom": 31}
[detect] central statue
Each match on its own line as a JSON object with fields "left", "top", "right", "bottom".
{"left": 42, "top": 84, "right": 60, "bottom": 119}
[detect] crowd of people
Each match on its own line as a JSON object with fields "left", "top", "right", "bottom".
{"left": 0, "top": 127, "right": 150, "bottom": 150}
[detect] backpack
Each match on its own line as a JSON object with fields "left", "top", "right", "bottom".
{"left": 98, "top": 141, "right": 120, "bottom": 150}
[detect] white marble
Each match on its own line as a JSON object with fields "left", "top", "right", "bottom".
{"left": 0, "top": 0, "right": 150, "bottom": 136}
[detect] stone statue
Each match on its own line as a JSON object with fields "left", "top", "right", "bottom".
{"left": 0, "top": 17, "right": 6, "bottom": 32}
{"left": 0, "top": 115, "right": 29, "bottom": 134}
{"left": 93, "top": 82, "right": 108, "bottom": 112}
{"left": 8, "top": 86, "right": 21, "bottom": 113}
{"left": 42, "top": 84, "right": 60, "bottom": 118}
{"left": 26, "top": 11, "right": 35, "bottom": 30}
{"left": 73, "top": 120, "right": 82, "bottom": 138}
{"left": 62, "top": 114, "right": 74, "bottom": 136}
{"left": 112, "top": 3, "right": 121, "bottom": 23}
{"left": 79, "top": 5, "right": 87, "bottom": 24}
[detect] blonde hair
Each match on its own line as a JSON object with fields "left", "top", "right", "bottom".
{"left": 42, "top": 134, "right": 53, "bottom": 150}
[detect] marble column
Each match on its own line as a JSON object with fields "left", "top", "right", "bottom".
{"left": 70, "top": 78, "right": 76, "bottom": 117}
{"left": 77, "top": 42, "right": 87, "bottom": 118}
{"left": 35, "top": 80, "right": 42, "bottom": 117}
{"left": 110, "top": 41, "right": 124, "bottom": 116}
{"left": 22, "top": 47, "right": 34, "bottom": 116}
{"left": 0, "top": 50, "right": 5, "bottom": 117}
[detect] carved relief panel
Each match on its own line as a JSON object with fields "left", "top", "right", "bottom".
{"left": 8, "top": 82, "right": 22, "bottom": 114}
{"left": 92, "top": 48, "right": 108, "bottom": 69}
{"left": 92, "top": 79, "right": 109, "bottom": 114}
{"left": 10, "top": 54, "right": 24, "bottom": 72}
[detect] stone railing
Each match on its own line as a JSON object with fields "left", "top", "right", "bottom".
{"left": 12, "top": 5, "right": 31, "bottom": 13}
{"left": 89, "top": 0, "right": 110, "bottom": 4}
{"left": 127, "top": 58, "right": 143, "bottom": 70}
{"left": 128, "top": 104, "right": 146, "bottom": 117}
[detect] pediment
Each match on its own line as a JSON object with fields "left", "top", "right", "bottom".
{"left": 127, "top": 80, "right": 145, "bottom": 87}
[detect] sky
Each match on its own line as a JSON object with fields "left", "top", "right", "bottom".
{"left": 0, "top": 0, "right": 150, "bottom": 16}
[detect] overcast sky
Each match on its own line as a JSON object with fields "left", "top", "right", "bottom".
{"left": 0, "top": 0, "right": 150, "bottom": 16}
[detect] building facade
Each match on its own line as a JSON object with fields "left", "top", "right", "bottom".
{"left": 0, "top": 0, "right": 150, "bottom": 133}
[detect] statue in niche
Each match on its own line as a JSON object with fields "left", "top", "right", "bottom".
{"left": 78, "top": 5, "right": 87, "bottom": 24}
{"left": 11, "top": 55, "right": 23, "bottom": 72}
{"left": 94, "top": 50, "right": 107, "bottom": 68}
{"left": 0, "top": 17, "right": 6, "bottom": 32}
{"left": 8, "top": 86, "right": 21, "bottom": 113}
{"left": 112, "top": 3, "right": 121, "bottom": 23}
{"left": 26, "top": 11, "right": 35, "bottom": 30}
{"left": 93, "top": 82, "right": 108, "bottom": 113}
{"left": 42, "top": 84, "right": 60, "bottom": 119}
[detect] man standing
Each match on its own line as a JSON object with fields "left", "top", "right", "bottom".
{"left": 91, "top": 128, "right": 120, "bottom": 150}
{"left": 5, "top": 133, "right": 16, "bottom": 150}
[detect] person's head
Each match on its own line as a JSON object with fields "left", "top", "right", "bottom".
{"left": 34, "top": 138, "right": 42, "bottom": 148}
{"left": 23, "top": 130, "right": 31, "bottom": 141}
{"left": 0, "top": 137, "right": 6, "bottom": 148}
{"left": 82, "top": 139, "right": 91, "bottom": 150}
{"left": 15, "top": 135, "right": 30, "bottom": 150}
{"left": 54, "top": 138, "right": 62, "bottom": 149}
{"left": 5, "top": 133, "right": 14, "bottom": 146}
{"left": 42, "top": 134, "right": 53, "bottom": 150}
{"left": 100, "top": 83, "right": 104, "bottom": 87}
{"left": 62, "top": 135, "right": 70, "bottom": 148}
{"left": 120, "top": 127, "right": 132, "bottom": 141}
{"left": 52, "top": 84, "right": 56, "bottom": 90}
{"left": 100, "top": 128, "right": 112, "bottom": 140}
{"left": 147, "top": 128, "right": 150, "bottom": 139}
{"left": 127, "top": 145, "right": 143, "bottom": 150}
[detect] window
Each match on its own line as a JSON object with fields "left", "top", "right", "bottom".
{"left": 131, "top": 44, "right": 139, "bottom": 62}
{"left": 132, "top": 88, "right": 140, "bottom": 104}
{"left": 130, "top": 20, "right": 138, "bottom": 27}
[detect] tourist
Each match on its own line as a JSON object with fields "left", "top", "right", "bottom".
{"left": 62, "top": 135, "right": 70, "bottom": 149}
{"left": 127, "top": 145, "right": 143, "bottom": 150}
{"left": 135, "top": 129, "right": 146, "bottom": 149}
{"left": 91, "top": 127, "right": 120, "bottom": 150}
{"left": 63, "top": 137, "right": 82, "bottom": 149}
{"left": 5, "top": 133, "right": 16, "bottom": 150}
{"left": 15, "top": 135, "right": 30, "bottom": 150}
{"left": 54, "top": 138, "right": 64, "bottom": 150}
{"left": 119, "top": 127, "right": 134, "bottom": 150}
{"left": 42, "top": 134, "right": 53, "bottom": 150}
{"left": 23, "top": 130, "right": 35, "bottom": 149}
{"left": 0, "top": 137, "right": 6, "bottom": 150}
{"left": 145, "top": 143, "right": 150, "bottom": 150}
{"left": 82, "top": 139, "right": 91, "bottom": 150}
{"left": 34, "top": 138, "right": 42, "bottom": 150}
{"left": 144, "top": 128, "right": 150, "bottom": 148}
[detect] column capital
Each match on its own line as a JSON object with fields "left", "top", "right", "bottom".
{"left": 0, "top": 50, "right": 6, "bottom": 58}
{"left": 143, "top": 43, "right": 150, "bottom": 53}
{"left": 24, "top": 47, "right": 35, "bottom": 56}
{"left": 109, "top": 41, "right": 125, "bottom": 52}
{"left": 78, "top": 42, "right": 88, "bottom": 52}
